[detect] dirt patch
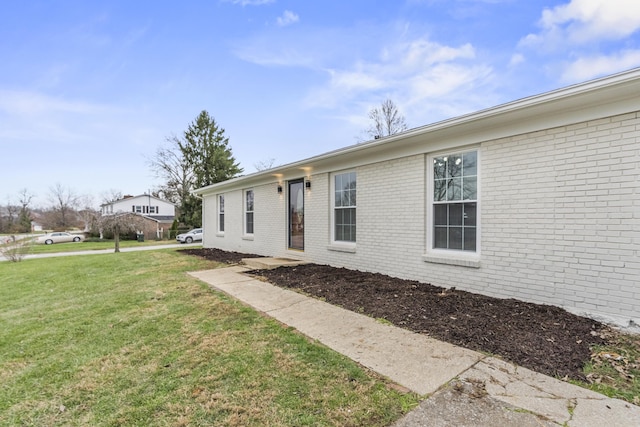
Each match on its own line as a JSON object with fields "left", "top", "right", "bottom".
{"left": 181, "top": 249, "right": 607, "bottom": 381}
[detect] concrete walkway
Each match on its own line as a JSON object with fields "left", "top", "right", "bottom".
{"left": 189, "top": 263, "right": 640, "bottom": 427}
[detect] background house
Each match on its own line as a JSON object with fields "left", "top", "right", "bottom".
{"left": 194, "top": 68, "right": 640, "bottom": 329}
{"left": 101, "top": 194, "right": 176, "bottom": 239}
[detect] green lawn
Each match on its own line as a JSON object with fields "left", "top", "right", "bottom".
{"left": 0, "top": 249, "right": 418, "bottom": 426}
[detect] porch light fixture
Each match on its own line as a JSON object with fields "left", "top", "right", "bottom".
{"left": 277, "top": 185, "right": 283, "bottom": 193}
{"left": 305, "top": 181, "right": 311, "bottom": 189}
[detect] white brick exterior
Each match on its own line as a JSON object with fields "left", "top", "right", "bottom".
{"left": 197, "top": 70, "right": 640, "bottom": 328}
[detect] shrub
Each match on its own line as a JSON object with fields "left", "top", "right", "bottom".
{"left": 0, "top": 237, "right": 32, "bottom": 262}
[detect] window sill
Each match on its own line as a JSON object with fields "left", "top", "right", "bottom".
{"left": 215, "top": 232, "right": 224, "bottom": 237}
{"left": 422, "top": 253, "right": 481, "bottom": 268}
{"left": 327, "top": 243, "right": 356, "bottom": 253}
{"left": 242, "top": 235, "right": 254, "bottom": 241}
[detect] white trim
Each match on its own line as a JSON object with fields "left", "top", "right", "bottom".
{"left": 330, "top": 170, "right": 357, "bottom": 248}
{"left": 217, "top": 194, "right": 225, "bottom": 235}
{"left": 243, "top": 189, "right": 254, "bottom": 237}
{"left": 425, "top": 147, "right": 481, "bottom": 264}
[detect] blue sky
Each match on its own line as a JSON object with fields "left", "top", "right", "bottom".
{"left": 2, "top": 0, "right": 640, "bottom": 208}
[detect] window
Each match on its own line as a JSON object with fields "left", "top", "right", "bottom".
{"left": 245, "top": 190, "right": 254, "bottom": 235}
{"left": 218, "top": 195, "right": 225, "bottom": 233}
{"left": 432, "top": 150, "right": 477, "bottom": 251}
{"left": 333, "top": 171, "right": 356, "bottom": 242}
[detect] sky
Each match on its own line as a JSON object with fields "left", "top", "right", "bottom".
{"left": 2, "top": 0, "right": 640, "bottom": 208}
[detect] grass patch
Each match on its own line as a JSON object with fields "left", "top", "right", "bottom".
{"left": 579, "top": 332, "right": 640, "bottom": 405}
{"left": 0, "top": 250, "right": 418, "bottom": 426}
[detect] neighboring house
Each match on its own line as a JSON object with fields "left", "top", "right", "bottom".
{"left": 194, "top": 68, "right": 640, "bottom": 329}
{"left": 101, "top": 194, "right": 176, "bottom": 239}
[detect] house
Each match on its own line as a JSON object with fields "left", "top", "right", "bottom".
{"left": 100, "top": 194, "right": 176, "bottom": 239}
{"left": 194, "top": 68, "right": 640, "bottom": 329}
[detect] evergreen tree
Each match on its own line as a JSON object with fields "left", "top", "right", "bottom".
{"left": 177, "top": 111, "right": 243, "bottom": 226}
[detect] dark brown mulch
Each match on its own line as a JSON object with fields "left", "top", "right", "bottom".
{"left": 181, "top": 249, "right": 607, "bottom": 381}
{"left": 179, "top": 247, "right": 262, "bottom": 264}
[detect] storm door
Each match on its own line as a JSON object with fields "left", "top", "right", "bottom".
{"left": 288, "top": 179, "right": 304, "bottom": 250}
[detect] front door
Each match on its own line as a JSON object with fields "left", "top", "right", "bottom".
{"left": 288, "top": 179, "right": 304, "bottom": 250}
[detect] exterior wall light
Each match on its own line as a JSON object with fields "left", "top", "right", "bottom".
{"left": 305, "top": 181, "right": 311, "bottom": 189}
{"left": 277, "top": 185, "right": 283, "bottom": 193}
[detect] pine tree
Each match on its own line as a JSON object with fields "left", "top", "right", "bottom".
{"left": 177, "top": 111, "right": 243, "bottom": 226}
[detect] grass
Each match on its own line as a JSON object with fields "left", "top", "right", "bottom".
{"left": 579, "top": 332, "right": 640, "bottom": 405}
{"left": 0, "top": 249, "right": 418, "bottom": 426}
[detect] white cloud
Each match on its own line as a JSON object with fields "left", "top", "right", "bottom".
{"left": 561, "top": 49, "right": 640, "bottom": 82}
{"left": 305, "top": 37, "right": 493, "bottom": 120}
{"left": 522, "top": 0, "right": 640, "bottom": 48}
{"left": 277, "top": 10, "right": 299, "bottom": 27}
{"left": 227, "top": 0, "right": 274, "bottom": 6}
{"left": 0, "top": 90, "right": 109, "bottom": 115}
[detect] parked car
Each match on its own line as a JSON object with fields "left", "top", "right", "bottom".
{"left": 36, "top": 232, "right": 84, "bottom": 245}
{"left": 176, "top": 228, "right": 203, "bottom": 244}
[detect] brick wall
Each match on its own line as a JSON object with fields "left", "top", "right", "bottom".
{"left": 203, "top": 111, "right": 640, "bottom": 326}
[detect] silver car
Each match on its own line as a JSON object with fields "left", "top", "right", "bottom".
{"left": 176, "top": 228, "right": 203, "bottom": 244}
{"left": 37, "top": 232, "right": 84, "bottom": 245}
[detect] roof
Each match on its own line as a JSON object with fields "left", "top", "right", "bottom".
{"left": 101, "top": 194, "right": 176, "bottom": 207}
{"left": 195, "top": 67, "right": 640, "bottom": 196}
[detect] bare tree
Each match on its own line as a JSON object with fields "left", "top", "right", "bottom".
{"left": 100, "top": 189, "right": 123, "bottom": 205}
{"left": 147, "top": 135, "right": 193, "bottom": 207}
{"left": 366, "top": 99, "right": 408, "bottom": 140}
{"left": 47, "top": 183, "right": 80, "bottom": 229}
{"left": 254, "top": 158, "right": 276, "bottom": 171}
{"left": 99, "top": 213, "right": 144, "bottom": 253}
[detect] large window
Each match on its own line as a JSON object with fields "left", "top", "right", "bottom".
{"left": 333, "top": 171, "right": 356, "bottom": 242}
{"left": 244, "top": 190, "right": 254, "bottom": 235}
{"left": 433, "top": 151, "right": 477, "bottom": 251}
{"left": 218, "top": 195, "right": 225, "bottom": 233}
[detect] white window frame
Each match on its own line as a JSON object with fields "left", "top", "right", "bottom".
{"left": 424, "top": 148, "right": 481, "bottom": 268}
{"left": 218, "top": 194, "right": 225, "bottom": 234}
{"left": 329, "top": 170, "right": 357, "bottom": 252}
{"left": 244, "top": 189, "right": 254, "bottom": 237}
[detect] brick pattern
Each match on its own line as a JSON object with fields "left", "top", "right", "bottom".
{"left": 203, "top": 112, "right": 640, "bottom": 326}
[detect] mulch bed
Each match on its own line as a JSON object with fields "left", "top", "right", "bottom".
{"left": 180, "top": 248, "right": 607, "bottom": 381}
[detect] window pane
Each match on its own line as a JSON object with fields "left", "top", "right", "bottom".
{"left": 463, "top": 228, "right": 476, "bottom": 251}
{"left": 434, "top": 179, "right": 447, "bottom": 201}
{"left": 447, "top": 155, "right": 462, "bottom": 178}
{"left": 448, "top": 227, "right": 463, "bottom": 249}
{"left": 246, "top": 212, "right": 254, "bottom": 234}
{"left": 447, "top": 178, "right": 462, "bottom": 201}
{"left": 434, "top": 205, "right": 448, "bottom": 225}
{"left": 464, "top": 203, "right": 476, "bottom": 226}
{"left": 246, "top": 191, "right": 254, "bottom": 211}
{"left": 434, "top": 227, "right": 447, "bottom": 249}
{"left": 463, "top": 151, "right": 477, "bottom": 176}
{"left": 449, "top": 204, "right": 463, "bottom": 226}
{"left": 349, "top": 189, "right": 356, "bottom": 206}
{"left": 434, "top": 157, "right": 446, "bottom": 180}
{"left": 463, "top": 177, "right": 477, "bottom": 200}
{"left": 220, "top": 214, "right": 225, "bottom": 232}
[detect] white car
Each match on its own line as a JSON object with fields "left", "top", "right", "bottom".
{"left": 176, "top": 228, "right": 203, "bottom": 244}
{"left": 37, "top": 232, "right": 84, "bottom": 245}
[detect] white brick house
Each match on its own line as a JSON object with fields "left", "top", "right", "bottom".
{"left": 194, "top": 69, "right": 640, "bottom": 328}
